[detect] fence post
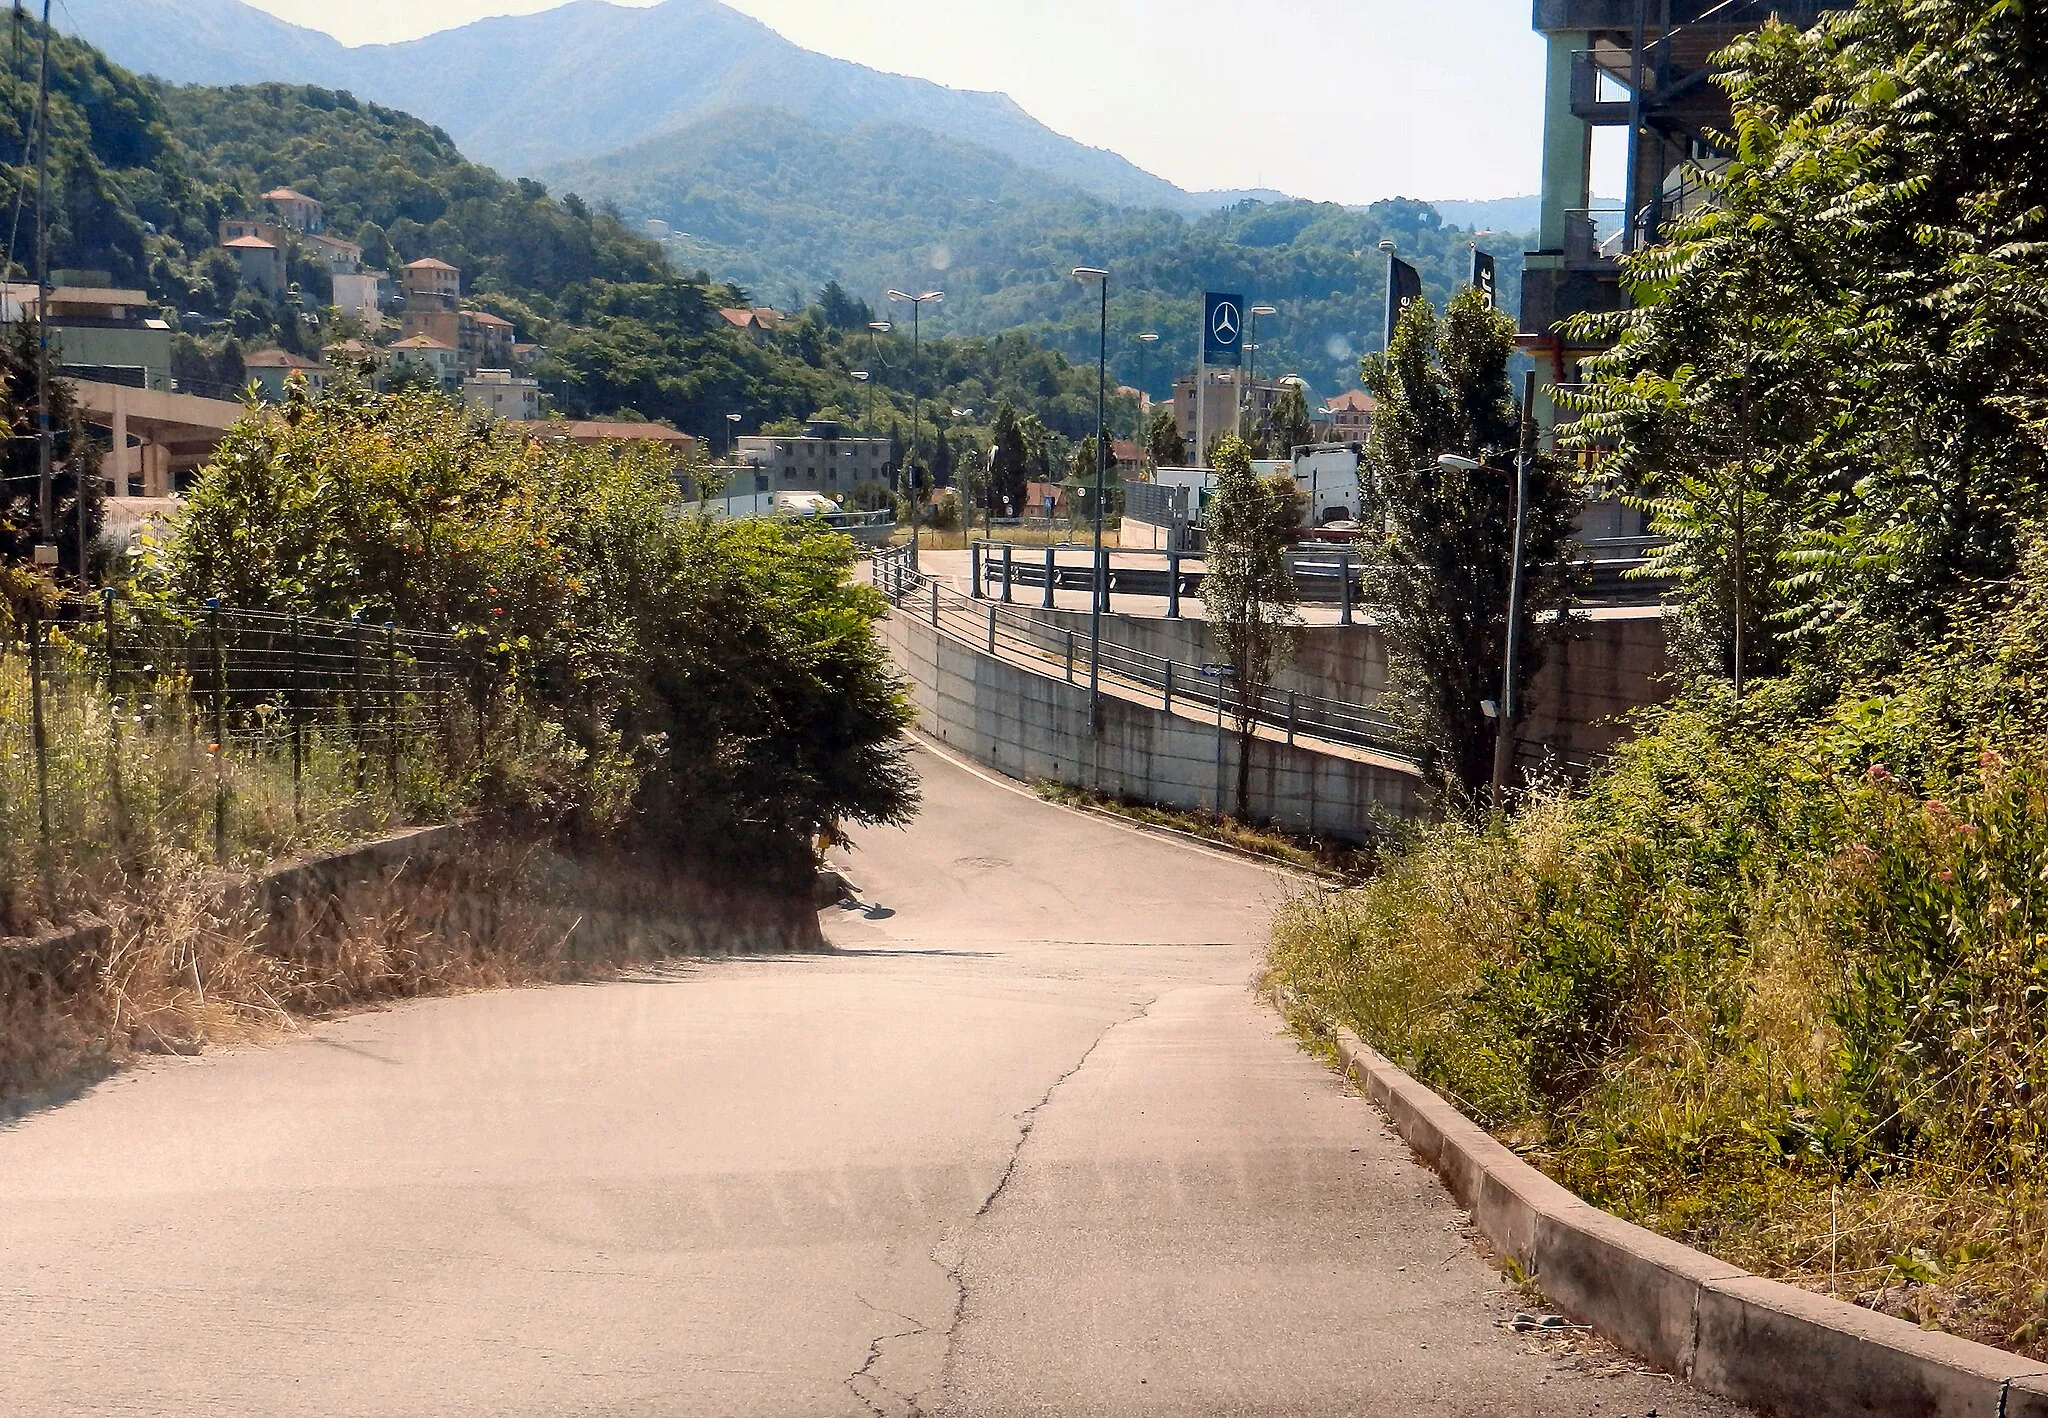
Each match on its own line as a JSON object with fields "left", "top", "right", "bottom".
{"left": 1043, "top": 545, "right": 1055, "bottom": 609}
{"left": 351, "top": 612, "right": 367, "bottom": 792}
{"left": 929, "top": 580, "right": 939, "bottom": 628}
{"left": 970, "top": 541, "right": 982, "bottom": 598}
{"left": 1001, "top": 544, "right": 1013, "bottom": 604}
{"left": 1288, "top": 690, "right": 1298, "bottom": 747}
{"left": 1214, "top": 678, "right": 1227, "bottom": 819}
{"left": 1163, "top": 660, "right": 1173, "bottom": 714}
{"left": 1065, "top": 629, "right": 1075, "bottom": 683}
{"left": 103, "top": 586, "right": 125, "bottom": 837}
{"left": 28, "top": 599, "right": 50, "bottom": 855}
{"left": 1167, "top": 551, "right": 1180, "bottom": 618}
{"left": 289, "top": 611, "right": 303, "bottom": 824}
{"left": 1340, "top": 550, "right": 1354, "bottom": 626}
{"left": 384, "top": 622, "right": 399, "bottom": 795}
{"left": 987, "top": 603, "right": 997, "bottom": 655}
{"left": 209, "top": 598, "right": 227, "bottom": 863}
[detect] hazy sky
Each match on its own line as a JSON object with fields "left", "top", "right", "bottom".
{"left": 238, "top": 0, "right": 1589, "bottom": 204}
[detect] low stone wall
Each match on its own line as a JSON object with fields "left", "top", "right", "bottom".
{"left": 1000, "top": 603, "right": 1670, "bottom": 766}
{"left": 881, "top": 608, "right": 1425, "bottom": 837}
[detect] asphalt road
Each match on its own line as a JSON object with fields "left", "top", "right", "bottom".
{"left": 0, "top": 740, "right": 1743, "bottom": 1417}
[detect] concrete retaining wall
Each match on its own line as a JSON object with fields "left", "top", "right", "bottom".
{"left": 882, "top": 608, "right": 1425, "bottom": 836}
{"left": 1277, "top": 989, "right": 2048, "bottom": 1418}
{"left": 1001, "top": 602, "right": 1670, "bottom": 765}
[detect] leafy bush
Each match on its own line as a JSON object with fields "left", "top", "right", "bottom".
{"left": 1271, "top": 536, "right": 2048, "bottom": 1348}
{"left": 140, "top": 377, "right": 917, "bottom": 881}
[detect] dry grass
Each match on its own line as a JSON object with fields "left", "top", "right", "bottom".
{"left": 1032, "top": 780, "right": 1378, "bottom": 879}
{"left": 0, "top": 832, "right": 821, "bottom": 1113}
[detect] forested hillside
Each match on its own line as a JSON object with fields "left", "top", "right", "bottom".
{"left": 0, "top": 19, "right": 1123, "bottom": 460}
{"left": 547, "top": 106, "right": 1527, "bottom": 401}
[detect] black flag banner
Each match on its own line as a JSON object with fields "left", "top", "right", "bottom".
{"left": 1471, "top": 248, "right": 1498, "bottom": 310}
{"left": 1385, "top": 254, "right": 1423, "bottom": 348}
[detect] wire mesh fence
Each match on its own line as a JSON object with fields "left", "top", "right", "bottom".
{"left": 0, "top": 594, "right": 488, "bottom": 934}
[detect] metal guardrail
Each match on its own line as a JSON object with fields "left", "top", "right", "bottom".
{"left": 874, "top": 545, "right": 1413, "bottom": 763}
{"left": 968, "top": 540, "right": 1370, "bottom": 621}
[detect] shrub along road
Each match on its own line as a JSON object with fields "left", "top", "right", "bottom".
{"left": 0, "top": 742, "right": 1741, "bottom": 1416}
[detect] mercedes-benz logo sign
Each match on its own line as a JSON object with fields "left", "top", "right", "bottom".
{"left": 1211, "top": 301, "right": 1240, "bottom": 344}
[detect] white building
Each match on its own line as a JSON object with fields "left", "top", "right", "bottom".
{"left": 462, "top": 369, "right": 542, "bottom": 421}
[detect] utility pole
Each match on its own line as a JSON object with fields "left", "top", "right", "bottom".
{"left": 32, "top": 0, "right": 50, "bottom": 548}
{"left": 1074, "top": 268, "right": 1109, "bottom": 735}
{"left": 886, "top": 292, "right": 941, "bottom": 569}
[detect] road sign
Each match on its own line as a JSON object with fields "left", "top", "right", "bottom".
{"left": 1198, "top": 663, "right": 1236, "bottom": 679}
{"left": 1203, "top": 292, "right": 1244, "bottom": 368}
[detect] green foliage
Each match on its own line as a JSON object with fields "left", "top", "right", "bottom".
{"left": 144, "top": 376, "right": 917, "bottom": 878}
{"left": 1145, "top": 404, "right": 1185, "bottom": 468}
{"left": 1199, "top": 435, "right": 1302, "bottom": 817}
{"left": 1563, "top": 0, "right": 2048, "bottom": 683}
{"left": 1266, "top": 383, "right": 1315, "bottom": 456}
{"left": 0, "top": 324, "right": 101, "bottom": 576}
{"left": 1271, "top": 529, "right": 2048, "bottom": 1348}
{"left": 1362, "top": 288, "right": 1580, "bottom": 795}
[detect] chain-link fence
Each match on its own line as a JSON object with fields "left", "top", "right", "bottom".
{"left": 0, "top": 595, "right": 486, "bottom": 933}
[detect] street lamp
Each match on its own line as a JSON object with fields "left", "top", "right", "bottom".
{"left": 725, "top": 411, "right": 741, "bottom": 460}
{"left": 1136, "top": 331, "right": 1159, "bottom": 447}
{"left": 1244, "top": 304, "right": 1277, "bottom": 442}
{"left": 851, "top": 371, "right": 871, "bottom": 433}
{"left": 886, "top": 292, "right": 941, "bottom": 567}
{"left": 1074, "top": 266, "right": 1109, "bottom": 736}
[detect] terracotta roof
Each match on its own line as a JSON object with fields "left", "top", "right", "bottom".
{"left": 1110, "top": 439, "right": 1143, "bottom": 464}
{"left": 263, "top": 186, "right": 316, "bottom": 203}
{"left": 718, "top": 308, "right": 758, "bottom": 328}
{"left": 244, "top": 349, "right": 322, "bottom": 369}
{"left": 403, "top": 257, "right": 458, "bottom": 272}
{"left": 465, "top": 310, "right": 514, "bottom": 328}
{"left": 223, "top": 235, "right": 277, "bottom": 250}
{"left": 1325, "top": 390, "right": 1376, "bottom": 414}
{"left": 512, "top": 419, "right": 695, "bottom": 446}
{"left": 389, "top": 334, "right": 455, "bottom": 351}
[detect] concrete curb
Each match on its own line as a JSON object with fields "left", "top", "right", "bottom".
{"left": 1268, "top": 985, "right": 2048, "bottom": 1418}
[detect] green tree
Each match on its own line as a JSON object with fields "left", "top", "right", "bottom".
{"left": 0, "top": 327, "right": 102, "bottom": 577}
{"left": 1363, "top": 288, "right": 1580, "bottom": 797}
{"left": 987, "top": 403, "right": 1030, "bottom": 517}
{"left": 151, "top": 374, "right": 918, "bottom": 878}
{"left": 1146, "top": 404, "right": 1185, "bottom": 468}
{"left": 1269, "top": 384, "right": 1315, "bottom": 455}
{"left": 1199, "top": 434, "right": 1303, "bottom": 819}
{"left": 1562, "top": 0, "right": 2048, "bottom": 685}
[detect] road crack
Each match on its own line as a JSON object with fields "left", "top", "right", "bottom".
{"left": 845, "top": 992, "right": 1163, "bottom": 1417}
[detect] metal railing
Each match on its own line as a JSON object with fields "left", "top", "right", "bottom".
{"left": 874, "top": 545, "right": 1413, "bottom": 762}
{"left": 967, "top": 540, "right": 1371, "bottom": 621}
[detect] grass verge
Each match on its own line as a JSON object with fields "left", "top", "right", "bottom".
{"left": 1032, "top": 780, "right": 1377, "bottom": 880}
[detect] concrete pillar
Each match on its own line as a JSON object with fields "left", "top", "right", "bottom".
{"left": 142, "top": 442, "right": 171, "bottom": 498}
{"left": 1538, "top": 31, "right": 1593, "bottom": 252}
{"left": 109, "top": 390, "right": 129, "bottom": 494}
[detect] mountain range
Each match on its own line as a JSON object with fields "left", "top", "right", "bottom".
{"left": 53, "top": 0, "right": 1258, "bottom": 212}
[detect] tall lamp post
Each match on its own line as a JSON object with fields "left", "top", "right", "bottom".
{"left": 851, "top": 371, "right": 871, "bottom": 432}
{"left": 885, "top": 291, "right": 942, "bottom": 568}
{"left": 724, "top": 411, "right": 741, "bottom": 461}
{"left": 1135, "top": 331, "right": 1159, "bottom": 450}
{"left": 1074, "top": 267, "right": 1110, "bottom": 735}
{"left": 1242, "top": 303, "right": 1276, "bottom": 442}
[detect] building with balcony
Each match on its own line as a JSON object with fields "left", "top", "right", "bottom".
{"left": 1520, "top": 1, "right": 1845, "bottom": 429}
{"left": 386, "top": 333, "right": 459, "bottom": 391}
{"left": 245, "top": 348, "right": 326, "bottom": 401}
{"left": 399, "top": 258, "right": 460, "bottom": 314}
{"left": 1171, "top": 371, "right": 1294, "bottom": 461}
{"left": 3, "top": 276, "right": 174, "bottom": 391}
{"left": 736, "top": 419, "right": 892, "bottom": 495}
{"left": 262, "top": 186, "right": 324, "bottom": 234}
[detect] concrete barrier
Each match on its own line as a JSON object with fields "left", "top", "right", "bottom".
{"left": 880, "top": 604, "right": 1425, "bottom": 837}
{"left": 1273, "top": 987, "right": 2048, "bottom": 1417}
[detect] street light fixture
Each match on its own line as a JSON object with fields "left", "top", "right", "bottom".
{"left": 1073, "top": 266, "right": 1110, "bottom": 735}
{"left": 1136, "top": 332, "right": 1159, "bottom": 448}
{"left": 885, "top": 292, "right": 942, "bottom": 567}
{"left": 851, "top": 370, "right": 871, "bottom": 434}
{"left": 725, "top": 411, "right": 741, "bottom": 461}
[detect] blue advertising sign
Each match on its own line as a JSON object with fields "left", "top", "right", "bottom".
{"left": 1203, "top": 292, "right": 1244, "bottom": 368}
